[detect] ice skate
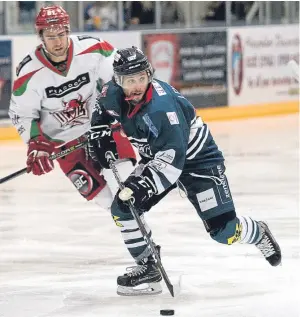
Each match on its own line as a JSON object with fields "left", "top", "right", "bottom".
{"left": 117, "top": 246, "right": 162, "bottom": 296}
{"left": 255, "top": 221, "right": 281, "bottom": 266}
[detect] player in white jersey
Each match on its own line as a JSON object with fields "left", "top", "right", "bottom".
{"left": 9, "top": 5, "right": 136, "bottom": 208}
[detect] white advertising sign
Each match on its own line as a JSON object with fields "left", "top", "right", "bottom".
{"left": 228, "top": 25, "right": 299, "bottom": 106}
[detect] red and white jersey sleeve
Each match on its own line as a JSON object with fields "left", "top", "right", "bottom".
{"left": 9, "top": 35, "right": 116, "bottom": 144}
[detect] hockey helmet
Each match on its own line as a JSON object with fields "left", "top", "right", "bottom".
{"left": 113, "top": 47, "right": 153, "bottom": 86}
{"left": 35, "top": 5, "right": 70, "bottom": 34}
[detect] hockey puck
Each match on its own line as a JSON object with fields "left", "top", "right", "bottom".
{"left": 160, "top": 310, "right": 175, "bottom": 315}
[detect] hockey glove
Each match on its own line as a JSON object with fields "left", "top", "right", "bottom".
{"left": 88, "top": 124, "right": 136, "bottom": 169}
{"left": 118, "top": 172, "right": 157, "bottom": 209}
{"left": 26, "top": 136, "right": 55, "bottom": 175}
{"left": 88, "top": 125, "right": 115, "bottom": 169}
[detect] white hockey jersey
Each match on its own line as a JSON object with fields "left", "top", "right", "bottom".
{"left": 9, "top": 35, "right": 116, "bottom": 144}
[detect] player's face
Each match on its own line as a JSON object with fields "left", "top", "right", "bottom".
{"left": 122, "top": 71, "right": 149, "bottom": 104}
{"left": 42, "top": 27, "right": 69, "bottom": 61}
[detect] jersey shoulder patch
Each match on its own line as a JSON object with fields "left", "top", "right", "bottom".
{"left": 166, "top": 112, "right": 179, "bottom": 125}
{"left": 16, "top": 54, "right": 32, "bottom": 77}
{"left": 152, "top": 80, "right": 167, "bottom": 96}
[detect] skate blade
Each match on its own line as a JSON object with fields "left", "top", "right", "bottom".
{"left": 117, "top": 282, "right": 162, "bottom": 296}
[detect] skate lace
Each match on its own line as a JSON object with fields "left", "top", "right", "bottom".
{"left": 256, "top": 235, "right": 275, "bottom": 258}
{"left": 126, "top": 265, "right": 147, "bottom": 277}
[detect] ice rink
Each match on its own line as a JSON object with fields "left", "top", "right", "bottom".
{"left": 0, "top": 114, "right": 299, "bottom": 317}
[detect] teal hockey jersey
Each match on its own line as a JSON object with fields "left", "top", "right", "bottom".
{"left": 92, "top": 79, "right": 224, "bottom": 194}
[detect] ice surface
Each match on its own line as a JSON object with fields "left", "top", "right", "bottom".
{"left": 0, "top": 114, "right": 299, "bottom": 317}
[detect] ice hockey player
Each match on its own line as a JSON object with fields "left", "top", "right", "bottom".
{"left": 9, "top": 6, "right": 136, "bottom": 210}
{"left": 89, "top": 47, "right": 282, "bottom": 296}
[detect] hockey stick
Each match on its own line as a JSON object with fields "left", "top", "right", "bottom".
{"left": 0, "top": 130, "right": 103, "bottom": 185}
{"left": 0, "top": 141, "right": 87, "bottom": 184}
{"left": 108, "top": 157, "right": 176, "bottom": 297}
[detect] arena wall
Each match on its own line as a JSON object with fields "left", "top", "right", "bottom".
{"left": 0, "top": 25, "right": 298, "bottom": 141}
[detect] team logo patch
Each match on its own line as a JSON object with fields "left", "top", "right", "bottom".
{"left": 50, "top": 94, "right": 91, "bottom": 127}
{"left": 68, "top": 169, "right": 93, "bottom": 196}
{"left": 166, "top": 112, "right": 179, "bottom": 125}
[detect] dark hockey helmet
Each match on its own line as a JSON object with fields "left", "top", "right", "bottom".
{"left": 113, "top": 46, "right": 154, "bottom": 86}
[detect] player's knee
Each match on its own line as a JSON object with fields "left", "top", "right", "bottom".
{"left": 206, "top": 211, "right": 242, "bottom": 245}
{"left": 111, "top": 195, "right": 133, "bottom": 226}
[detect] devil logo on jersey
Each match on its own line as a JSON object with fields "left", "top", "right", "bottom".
{"left": 51, "top": 94, "right": 91, "bottom": 127}
{"left": 62, "top": 94, "right": 86, "bottom": 110}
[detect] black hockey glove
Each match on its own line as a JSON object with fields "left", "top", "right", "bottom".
{"left": 87, "top": 125, "right": 118, "bottom": 169}
{"left": 119, "top": 171, "right": 157, "bottom": 209}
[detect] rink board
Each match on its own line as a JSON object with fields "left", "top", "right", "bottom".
{"left": 0, "top": 25, "right": 298, "bottom": 140}
{"left": 0, "top": 100, "right": 298, "bottom": 141}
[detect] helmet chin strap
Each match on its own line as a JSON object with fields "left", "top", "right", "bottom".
{"left": 41, "top": 36, "right": 70, "bottom": 61}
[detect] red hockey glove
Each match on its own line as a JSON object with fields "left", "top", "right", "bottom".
{"left": 111, "top": 123, "right": 136, "bottom": 164}
{"left": 26, "top": 137, "right": 55, "bottom": 175}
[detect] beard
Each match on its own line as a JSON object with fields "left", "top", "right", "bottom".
{"left": 125, "top": 91, "right": 144, "bottom": 104}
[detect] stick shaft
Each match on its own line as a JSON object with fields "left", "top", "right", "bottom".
{"left": 0, "top": 139, "right": 88, "bottom": 185}
{"left": 109, "top": 159, "right": 175, "bottom": 297}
